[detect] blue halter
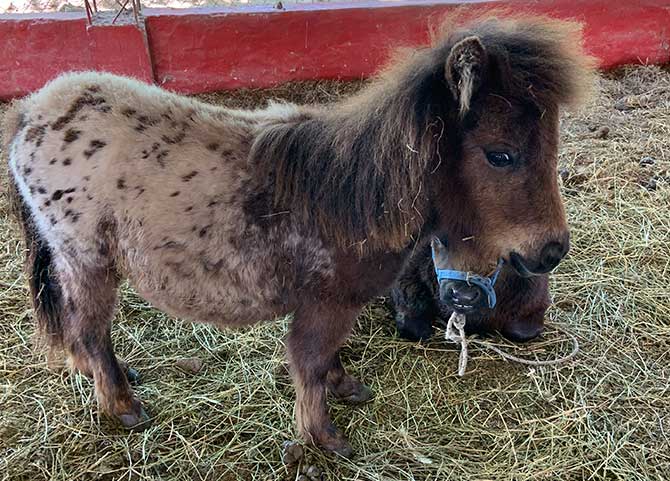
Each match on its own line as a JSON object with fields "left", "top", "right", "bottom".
{"left": 432, "top": 252, "right": 505, "bottom": 309}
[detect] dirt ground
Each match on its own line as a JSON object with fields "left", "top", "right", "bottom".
{"left": 0, "top": 66, "right": 669, "bottom": 481}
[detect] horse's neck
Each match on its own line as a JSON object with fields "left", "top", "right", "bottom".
{"left": 324, "top": 108, "right": 434, "bottom": 249}
{"left": 253, "top": 72, "right": 442, "bottom": 253}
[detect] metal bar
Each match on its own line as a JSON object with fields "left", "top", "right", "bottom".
{"left": 84, "top": 0, "right": 93, "bottom": 24}
{"left": 112, "top": 0, "right": 131, "bottom": 24}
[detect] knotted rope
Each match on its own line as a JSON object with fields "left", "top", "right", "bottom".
{"left": 445, "top": 311, "right": 580, "bottom": 376}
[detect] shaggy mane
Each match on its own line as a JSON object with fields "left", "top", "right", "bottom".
{"left": 436, "top": 10, "right": 596, "bottom": 110}
{"left": 250, "top": 14, "right": 595, "bottom": 252}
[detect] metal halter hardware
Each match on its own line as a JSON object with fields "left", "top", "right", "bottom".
{"left": 432, "top": 253, "right": 505, "bottom": 309}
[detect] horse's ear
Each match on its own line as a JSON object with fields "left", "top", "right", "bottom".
{"left": 431, "top": 237, "right": 449, "bottom": 264}
{"left": 445, "top": 35, "right": 487, "bottom": 116}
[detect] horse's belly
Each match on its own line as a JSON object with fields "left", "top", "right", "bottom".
{"left": 132, "top": 277, "right": 286, "bottom": 328}
{"left": 121, "top": 243, "right": 292, "bottom": 327}
{"left": 120, "top": 225, "right": 334, "bottom": 327}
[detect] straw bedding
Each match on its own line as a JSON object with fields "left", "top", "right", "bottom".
{"left": 0, "top": 66, "right": 668, "bottom": 480}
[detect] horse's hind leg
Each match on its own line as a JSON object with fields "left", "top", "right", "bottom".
{"left": 60, "top": 264, "right": 149, "bottom": 429}
{"left": 288, "top": 302, "right": 370, "bottom": 457}
{"left": 8, "top": 172, "right": 144, "bottom": 428}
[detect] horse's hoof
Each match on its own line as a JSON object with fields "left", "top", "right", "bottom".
{"left": 281, "top": 440, "right": 304, "bottom": 465}
{"left": 316, "top": 425, "right": 354, "bottom": 458}
{"left": 125, "top": 367, "right": 141, "bottom": 384}
{"left": 118, "top": 405, "right": 151, "bottom": 431}
{"left": 118, "top": 359, "right": 141, "bottom": 384}
{"left": 340, "top": 384, "right": 373, "bottom": 405}
{"left": 329, "top": 374, "right": 374, "bottom": 405}
{"left": 324, "top": 438, "right": 353, "bottom": 458}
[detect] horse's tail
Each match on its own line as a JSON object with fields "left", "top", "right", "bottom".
{"left": 2, "top": 100, "right": 23, "bottom": 153}
{"left": 3, "top": 103, "right": 65, "bottom": 349}
{"left": 3, "top": 101, "right": 26, "bottom": 221}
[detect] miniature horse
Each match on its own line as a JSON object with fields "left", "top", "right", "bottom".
{"left": 391, "top": 241, "right": 550, "bottom": 342}
{"left": 4, "top": 16, "right": 592, "bottom": 456}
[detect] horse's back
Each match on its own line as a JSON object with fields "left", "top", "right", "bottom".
{"left": 6, "top": 72, "right": 334, "bottom": 326}
{"left": 8, "top": 73, "right": 240, "bottom": 253}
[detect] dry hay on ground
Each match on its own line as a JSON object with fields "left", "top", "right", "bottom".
{"left": 0, "top": 66, "right": 668, "bottom": 481}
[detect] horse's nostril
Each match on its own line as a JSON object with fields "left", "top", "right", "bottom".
{"left": 452, "top": 285, "right": 480, "bottom": 304}
{"left": 440, "top": 282, "right": 486, "bottom": 311}
{"left": 539, "top": 241, "right": 566, "bottom": 271}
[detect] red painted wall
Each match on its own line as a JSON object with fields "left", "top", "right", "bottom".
{"left": 0, "top": 14, "right": 90, "bottom": 99}
{"left": 0, "top": 13, "right": 152, "bottom": 99}
{"left": 145, "top": 2, "right": 456, "bottom": 92}
{"left": 526, "top": 0, "right": 670, "bottom": 68}
{"left": 1, "top": 0, "right": 670, "bottom": 100}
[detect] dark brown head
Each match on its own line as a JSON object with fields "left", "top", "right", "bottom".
{"left": 430, "top": 237, "right": 550, "bottom": 341}
{"left": 454, "top": 267, "right": 551, "bottom": 343}
{"left": 428, "top": 16, "right": 594, "bottom": 285}
{"left": 392, "top": 240, "right": 550, "bottom": 343}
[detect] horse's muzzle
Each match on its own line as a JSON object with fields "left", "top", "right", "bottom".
{"left": 510, "top": 239, "right": 569, "bottom": 277}
{"left": 501, "top": 319, "right": 545, "bottom": 342}
{"left": 439, "top": 280, "right": 489, "bottom": 313}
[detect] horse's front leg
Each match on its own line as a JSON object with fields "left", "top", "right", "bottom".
{"left": 326, "top": 354, "right": 373, "bottom": 404}
{"left": 287, "top": 302, "right": 366, "bottom": 457}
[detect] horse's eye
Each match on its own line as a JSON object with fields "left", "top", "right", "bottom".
{"left": 486, "top": 151, "right": 514, "bottom": 168}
